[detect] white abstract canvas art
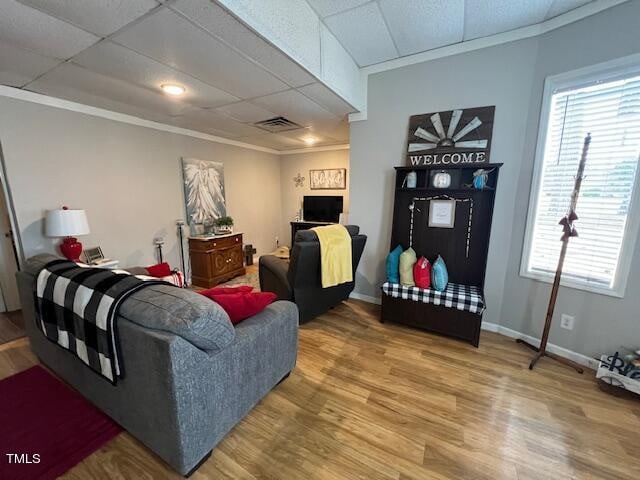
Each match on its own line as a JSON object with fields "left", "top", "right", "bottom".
{"left": 181, "top": 158, "right": 226, "bottom": 227}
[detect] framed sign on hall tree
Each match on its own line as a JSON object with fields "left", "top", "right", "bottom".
{"left": 406, "top": 106, "right": 495, "bottom": 167}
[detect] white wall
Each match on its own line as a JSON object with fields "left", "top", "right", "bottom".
{"left": 349, "top": 1, "right": 640, "bottom": 358}
{"left": 279, "top": 149, "right": 349, "bottom": 246}
{"left": 0, "top": 96, "right": 283, "bottom": 269}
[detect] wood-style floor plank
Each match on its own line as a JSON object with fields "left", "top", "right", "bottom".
{"left": 1, "top": 300, "right": 638, "bottom": 479}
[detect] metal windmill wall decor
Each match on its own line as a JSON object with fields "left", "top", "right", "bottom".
{"left": 406, "top": 106, "right": 495, "bottom": 166}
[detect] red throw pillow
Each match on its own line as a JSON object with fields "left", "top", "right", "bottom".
{"left": 199, "top": 285, "right": 253, "bottom": 300}
{"left": 146, "top": 262, "right": 172, "bottom": 278}
{"left": 413, "top": 256, "right": 431, "bottom": 289}
{"left": 209, "top": 292, "right": 277, "bottom": 324}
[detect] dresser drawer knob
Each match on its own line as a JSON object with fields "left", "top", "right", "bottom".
{"left": 213, "top": 242, "right": 217, "bottom": 246}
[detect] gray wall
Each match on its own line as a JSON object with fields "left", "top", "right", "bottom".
{"left": 501, "top": 2, "right": 640, "bottom": 358}
{"left": 0, "top": 96, "right": 282, "bottom": 270}
{"left": 279, "top": 149, "right": 349, "bottom": 245}
{"left": 350, "top": 1, "right": 640, "bottom": 358}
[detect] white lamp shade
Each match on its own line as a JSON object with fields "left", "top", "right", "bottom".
{"left": 45, "top": 209, "right": 90, "bottom": 237}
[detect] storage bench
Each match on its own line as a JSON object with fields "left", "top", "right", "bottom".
{"left": 381, "top": 282, "right": 485, "bottom": 347}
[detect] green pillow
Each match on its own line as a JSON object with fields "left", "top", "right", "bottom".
{"left": 399, "top": 247, "right": 417, "bottom": 286}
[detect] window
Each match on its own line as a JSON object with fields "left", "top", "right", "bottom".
{"left": 522, "top": 57, "right": 640, "bottom": 297}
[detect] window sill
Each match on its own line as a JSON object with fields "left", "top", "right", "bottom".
{"left": 519, "top": 270, "right": 624, "bottom": 299}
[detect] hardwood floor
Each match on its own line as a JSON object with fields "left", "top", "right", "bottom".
{"left": 0, "top": 310, "right": 25, "bottom": 344}
{"left": 1, "top": 300, "right": 638, "bottom": 479}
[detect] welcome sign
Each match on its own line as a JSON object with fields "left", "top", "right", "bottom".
{"left": 406, "top": 106, "right": 495, "bottom": 166}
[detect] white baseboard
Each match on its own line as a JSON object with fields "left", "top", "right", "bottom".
{"left": 481, "top": 322, "right": 599, "bottom": 370}
{"left": 348, "top": 292, "right": 597, "bottom": 370}
{"left": 349, "top": 292, "right": 382, "bottom": 305}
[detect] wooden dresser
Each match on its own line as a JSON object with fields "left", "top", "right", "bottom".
{"left": 188, "top": 233, "right": 245, "bottom": 288}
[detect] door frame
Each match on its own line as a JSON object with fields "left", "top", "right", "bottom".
{"left": 0, "top": 139, "right": 24, "bottom": 311}
{"left": 0, "top": 139, "right": 23, "bottom": 268}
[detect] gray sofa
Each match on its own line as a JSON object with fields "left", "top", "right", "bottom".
{"left": 17, "top": 254, "right": 299, "bottom": 476}
{"left": 259, "top": 225, "right": 366, "bottom": 323}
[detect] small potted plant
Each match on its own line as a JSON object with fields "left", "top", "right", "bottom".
{"left": 214, "top": 216, "right": 234, "bottom": 235}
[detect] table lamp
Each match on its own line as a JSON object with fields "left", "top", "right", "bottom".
{"left": 45, "top": 207, "right": 90, "bottom": 261}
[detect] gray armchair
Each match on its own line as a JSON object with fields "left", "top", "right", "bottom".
{"left": 259, "top": 225, "right": 366, "bottom": 323}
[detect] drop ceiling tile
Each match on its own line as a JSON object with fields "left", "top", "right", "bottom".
{"left": 379, "top": 0, "right": 464, "bottom": 55}
{"left": 29, "top": 63, "right": 193, "bottom": 119}
{"left": 216, "top": 0, "right": 322, "bottom": 76}
{"left": 214, "top": 102, "right": 275, "bottom": 123}
{"left": 171, "top": 0, "right": 316, "bottom": 87}
{"left": 168, "top": 109, "right": 266, "bottom": 138}
{"left": 464, "top": 0, "right": 555, "bottom": 41}
{"left": 307, "top": 0, "right": 371, "bottom": 18}
{"left": 545, "top": 0, "right": 592, "bottom": 20}
{"left": 0, "top": 0, "right": 99, "bottom": 59}
{"left": 72, "top": 41, "right": 239, "bottom": 108}
{"left": 17, "top": 0, "right": 159, "bottom": 37}
{"left": 277, "top": 128, "right": 343, "bottom": 146}
{"left": 252, "top": 89, "right": 338, "bottom": 126}
{"left": 323, "top": 2, "right": 398, "bottom": 66}
{"left": 0, "top": 40, "right": 61, "bottom": 87}
{"left": 297, "top": 83, "right": 356, "bottom": 116}
{"left": 113, "top": 9, "right": 288, "bottom": 99}
{"left": 305, "top": 118, "right": 350, "bottom": 142}
{"left": 234, "top": 133, "right": 306, "bottom": 149}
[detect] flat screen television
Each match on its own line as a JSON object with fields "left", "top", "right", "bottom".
{"left": 303, "top": 196, "right": 343, "bottom": 223}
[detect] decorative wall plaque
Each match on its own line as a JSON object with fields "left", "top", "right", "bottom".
{"left": 406, "top": 106, "right": 495, "bottom": 166}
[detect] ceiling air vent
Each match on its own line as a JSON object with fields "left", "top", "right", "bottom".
{"left": 253, "top": 116, "right": 303, "bottom": 133}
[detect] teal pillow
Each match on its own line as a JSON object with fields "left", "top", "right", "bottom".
{"left": 386, "top": 245, "right": 403, "bottom": 283}
{"left": 432, "top": 255, "right": 449, "bottom": 291}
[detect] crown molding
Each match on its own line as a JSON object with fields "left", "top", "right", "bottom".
{"left": 0, "top": 86, "right": 348, "bottom": 155}
{"left": 279, "top": 143, "right": 349, "bottom": 155}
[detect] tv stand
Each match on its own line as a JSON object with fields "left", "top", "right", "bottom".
{"left": 290, "top": 221, "right": 334, "bottom": 246}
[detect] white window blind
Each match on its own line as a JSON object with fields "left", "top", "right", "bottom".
{"left": 525, "top": 71, "right": 640, "bottom": 294}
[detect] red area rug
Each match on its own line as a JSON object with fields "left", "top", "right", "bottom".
{"left": 0, "top": 366, "right": 122, "bottom": 480}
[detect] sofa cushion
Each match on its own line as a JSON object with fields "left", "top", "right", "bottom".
{"left": 207, "top": 291, "right": 277, "bottom": 324}
{"left": 118, "top": 285, "right": 235, "bottom": 352}
{"left": 24, "top": 254, "right": 235, "bottom": 352}
{"left": 200, "top": 285, "right": 253, "bottom": 297}
{"left": 295, "top": 224, "right": 359, "bottom": 242}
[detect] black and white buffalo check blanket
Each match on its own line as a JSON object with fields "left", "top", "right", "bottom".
{"left": 382, "top": 281, "right": 485, "bottom": 315}
{"left": 35, "top": 259, "right": 168, "bottom": 383}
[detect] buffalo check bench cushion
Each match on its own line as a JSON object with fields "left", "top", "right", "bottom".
{"left": 382, "top": 282, "right": 485, "bottom": 315}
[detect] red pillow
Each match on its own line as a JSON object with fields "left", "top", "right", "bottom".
{"left": 146, "top": 262, "right": 172, "bottom": 278}
{"left": 209, "top": 292, "right": 277, "bottom": 324}
{"left": 413, "top": 256, "right": 431, "bottom": 289}
{"left": 199, "top": 285, "right": 253, "bottom": 299}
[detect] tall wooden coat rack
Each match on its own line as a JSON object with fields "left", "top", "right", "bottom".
{"left": 517, "top": 133, "right": 592, "bottom": 374}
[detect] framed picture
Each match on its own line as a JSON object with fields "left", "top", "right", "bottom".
{"left": 309, "top": 168, "right": 346, "bottom": 190}
{"left": 428, "top": 200, "right": 456, "bottom": 228}
{"left": 181, "top": 158, "right": 226, "bottom": 229}
{"left": 82, "top": 246, "right": 104, "bottom": 264}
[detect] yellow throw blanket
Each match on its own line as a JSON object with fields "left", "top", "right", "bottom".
{"left": 311, "top": 224, "right": 353, "bottom": 288}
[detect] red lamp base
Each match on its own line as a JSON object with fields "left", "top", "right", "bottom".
{"left": 60, "top": 237, "right": 83, "bottom": 262}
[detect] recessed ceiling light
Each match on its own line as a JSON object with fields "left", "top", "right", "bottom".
{"left": 160, "top": 83, "right": 186, "bottom": 96}
{"left": 303, "top": 136, "right": 317, "bottom": 145}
